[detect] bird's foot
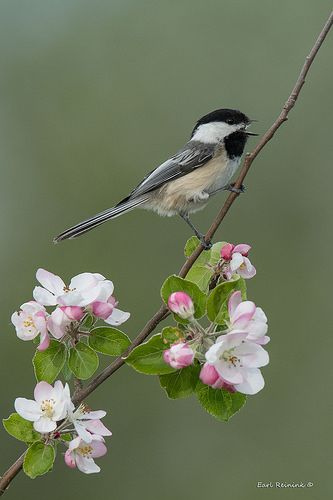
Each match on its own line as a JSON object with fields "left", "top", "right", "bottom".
{"left": 225, "top": 182, "right": 246, "bottom": 194}
{"left": 198, "top": 234, "right": 212, "bottom": 250}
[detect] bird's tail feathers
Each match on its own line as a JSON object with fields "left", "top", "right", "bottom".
{"left": 53, "top": 195, "right": 148, "bottom": 243}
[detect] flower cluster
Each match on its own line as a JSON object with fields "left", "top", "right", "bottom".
{"left": 11, "top": 269, "right": 130, "bottom": 351}
{"left": 164, "top": 288, "right": 269, "bottom": 395}
{"left": 15, "top": 380, "right": 111, "bottom": 474}
{"left": 220, "top": 243, "right": 256, "bottom": 280}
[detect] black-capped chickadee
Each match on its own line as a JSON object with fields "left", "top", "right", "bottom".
{"left": 54, "top": 108, "right": 257, "bottom": 248}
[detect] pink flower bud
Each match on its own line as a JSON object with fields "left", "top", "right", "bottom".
{"left": 167, "top": 292, "right": 195, "bottom": 319}
{"left": 200, "top": 363, "right": 236, "bottom": 392}
{"left": 91, "top": 301, "right": 114, "bottom": 320}
{"left": 199, "top": 363, "right": 220, "bottom": 385}
{"left": 60, "top": 306, "right": 85, "bottom": 321}
{"left": 163, "top": 342, "right": 194, "bottom": 369}
{"left": 220, "top": 243, "right": 235, "bottom": 261}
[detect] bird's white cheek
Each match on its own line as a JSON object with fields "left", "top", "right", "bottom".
{"left": 191, "top": 122, "right": 240, "bottom": 143}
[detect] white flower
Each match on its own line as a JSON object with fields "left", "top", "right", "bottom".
{"left": 33, "top": 269, "right": 114, "bottom": 307}
{"left": 64, "top": 436, "right": 107, "bottom": 474}
{"left": 11, "top": 301, "right": 50, "bottom": 351}
{"left": 14, "top": 381, "right": 69, "bottom": 433}
{"left": 205, "top": 332, "right": 269, "bottom": 395}
{"left": 67, "top": 403, "right": 112, "bottom": 443}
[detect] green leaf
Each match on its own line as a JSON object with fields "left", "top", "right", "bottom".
{"left": 61, "top": 359, "right": 72, "bottom": 382}
{"left": 161, "top": 275, "right": 207, "bottom": 322}
{"left": 60, "top": 433, "right": 72, "bottom": 442}
{"left": 80, "top": 313, "right": 95, "bottom": 329}
{"left": 159, "top": 364, "right": 200, "bottom": 399}
{"left": 23, "top": 442, "right": 55, "bottom": 479}
{"left": 32, "top": 340, "right": 66, "bottom": 383}
{"left": 183, "top": 239, "right": 228, "bottom": 292}
{"left": 196, "top": 383, "right": 246, "bottom": 422}
{"left": 68, "top": 342, "right": 99, "bottom": 380}
{"left": 206, "top": 276, "right": 247, "bottom": 324}
{"left": 3, "top": 414, "right": 39, "bottom": 443}
{"left": 88, "top": 326, "right": 131, "bottom": 356}
{"left": 186, "top": 265, "right": 214, "bottom": 292}
{"left": 184, "top": 236, "right": 211, "bottom": 264}
{"left": 161, "top": 326, "right": 184, "bottom": 345}
{"left": 210, "top": 241, "right": 227, "bottom": 265}
{"left": 125, "top": 334, "right": 177, "bottom": 375}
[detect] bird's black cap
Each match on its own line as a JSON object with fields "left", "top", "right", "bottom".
{"left": 195, "top": 108, "right": 251, "bottom": 128}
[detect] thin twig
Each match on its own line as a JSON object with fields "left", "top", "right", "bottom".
{"left": 0, "top": 11, "right": 332, "bottom": 496}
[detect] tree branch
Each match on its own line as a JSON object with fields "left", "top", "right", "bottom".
{"left": 1, "top": 10, "right": 332, "bottom": 496}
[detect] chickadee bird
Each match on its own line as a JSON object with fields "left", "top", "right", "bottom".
{"left": 54, "top": 108, "right": 257, "bottom": 248}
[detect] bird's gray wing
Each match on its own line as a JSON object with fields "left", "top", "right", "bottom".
{"left": 127, "top": 142, "right": 214, "bottom": 199}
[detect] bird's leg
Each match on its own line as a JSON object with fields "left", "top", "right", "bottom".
{"left": 224, "top": 182, "right": 246, "bottom": 194}
{"left": 179, "top": 213, "right": 212, "bottom": 250}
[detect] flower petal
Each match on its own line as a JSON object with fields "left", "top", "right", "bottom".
{"left": 34, "top": 381, "right": 53, "bottom": 402}
{"left": 75, "top": 455, "right": 100, "bottom": 474}
{"left": 34, "top": 416, "right": 57, "bottom": 433}
{"left": 74, "top": 421, "right": 94, "bottom": 443}
{"left": 230, "top": 252, "right": 244, "bottom": 272}
{"left": 232, "top": 301, "right": 256, "bottom": 328}
{"left": 235, "top": 342, "right": 269, "bottom": 368}
{"left": 104, "top": 308, "right": 130, "bottom": 326}
{"left": 68, "top": 435, "right": 81, "bottom": 451}
{"left": 228, "top": 291, "right": 242, "bottom": 319}
{"left": 78, "top": 410, "right": 106, "bottom": 420}
{"left": 37, "top": 331, "right": 50, "bottom": 351}
{"left": 233, "top": 244, "right": 251, "bottom": 256}
{"left": 33, "top": 286, "right": 57, "bottom": 306}
{"left": 64, "top": 449, "right": 76, "bottom": 468}
{"left": 36, "top": 269, "right": 65, "bottom": 296}
{"left": 85, "top": 419, "right": 112, "bottom": 437}
{"left": 236, "top": 368, "right": 265, "bottom": 395}
{"left": 14, "top": 398, "right": 41, "bottom": 421}
{"left": 215, "top": 360, "right": 244, "bottom": 384}
{"left": 91, "top": 440, "right": 107, "bottom": 458}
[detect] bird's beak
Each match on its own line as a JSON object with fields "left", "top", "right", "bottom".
{"left": 245, "top": 119, "right": 259, "bottom": 136}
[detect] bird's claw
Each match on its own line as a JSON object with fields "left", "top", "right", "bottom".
{"left": 225, "top": 183, "right": 246, "bottom": 194}
{"left": 199, "top": 236, "right": 212, "bottom": 250}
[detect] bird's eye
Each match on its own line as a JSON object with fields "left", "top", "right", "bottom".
{"left": 226, "top": 119, "right": 234, "bottom": 125}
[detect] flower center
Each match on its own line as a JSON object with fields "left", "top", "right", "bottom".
{"left": 23, "top": 316, "right": 35, "bottom": 329}
{"left": 40, "top": 399, "right": 56, "bottom": 418}
{"left": 76, "top": 403, "right": 91, "bottom": 417}
{"left": 63, "top": 285, "right": 76, "bottom": 293}
{"left": 221, "top": 349, "right": 241, "bottom": 368}
{"left": 78, "top": 445, "right": 93, "bottom": 457}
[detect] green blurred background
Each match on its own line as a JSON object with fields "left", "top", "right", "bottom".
{"left": 0, "top": 1, "right": 332, "bottom": 498}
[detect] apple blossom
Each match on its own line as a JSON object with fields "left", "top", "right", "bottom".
{"left": 199, "top": 362, "right": 236, "bottom": 392}
{"left": 220, "top": 243, "right": 256, "bottom": 279}
{"left": 11, "top": 301, "right": 50, "bottom": 351}
{"left": 33, "top": 269, "right": 115, "bottom": 308}
{"left": 205, "top": 332, "right": 269, "bottom": 395}
{"left": 167, "top": 292, "right": 195, "bottom": 319}
{"left": 15, "top": 381, "right": 69, "bottom": 433}
{"left": 163, "top": 342, "right": 195, "bottom": 369}
{"left": 66, "top": 403, "right": 112, "bottom": 443}
{"left": 64, "top": 435, "right": 107, "bottom": 474}
{"left": 226, "top": 291, "right": 270, "bottom": 345}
